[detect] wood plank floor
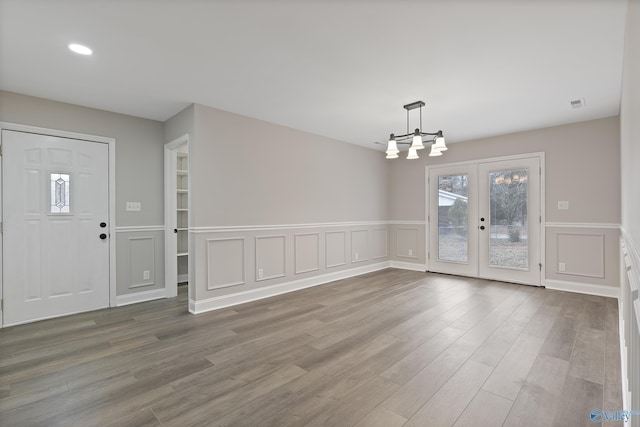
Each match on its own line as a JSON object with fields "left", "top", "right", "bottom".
{"left": 0, "top": 269, "right": 623, "bottom": 427}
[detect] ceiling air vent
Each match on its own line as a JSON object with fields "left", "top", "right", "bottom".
{"left": 570, "top": 98, "right": 586, "bottom": 109}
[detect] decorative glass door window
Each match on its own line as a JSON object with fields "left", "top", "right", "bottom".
{"left": 437, "top": 174, "right": 469, "bottom": 263}
{"left": 488, "top": 169, "right": 528, "bottom": 269}
{"left": 50, "top": 173, "right": 71, "bottom": 213}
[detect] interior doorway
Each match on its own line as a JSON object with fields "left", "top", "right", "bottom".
{"left": 164, "top": 135, "right": 190, "bottom": 300}
{"left": 426, "top": 153, "right": 544, "bottom": 286}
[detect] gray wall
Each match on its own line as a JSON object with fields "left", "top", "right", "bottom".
{"left": 0, "top": 90, "right": 166, "bottom": 297}
{"left": 389, "top": 116, "right": 621, "bottom": 288}
{"left": 192, "top": 104, "right": 389, "bottom": 226}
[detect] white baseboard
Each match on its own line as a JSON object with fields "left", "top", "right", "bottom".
{"left": 116, "top": 288, "right": 167, "bottom": 306}
{"left": 544, "top": 279, "right": 620, "bottom": 299}
{"left": 390, "top": 260, "right": 427, "bottom": 272}
{"left": 191, "top": 261, "right": 392, "bottom": 314}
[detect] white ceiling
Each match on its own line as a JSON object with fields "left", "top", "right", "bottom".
{"left": 0, "top": 0, "right": 628, "bottom": 149}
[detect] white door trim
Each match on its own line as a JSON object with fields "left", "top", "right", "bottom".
{"left": 164, "top": 134, "right": 190, "bottom": 300}
{"left": 0, "top": 122, "right": 117, "bottom": 327}
{"left": 425, "top": 152, "right": 545, "bottom": 285}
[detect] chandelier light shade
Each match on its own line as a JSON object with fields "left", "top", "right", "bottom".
{"left": 385, "top": 136, "right": 399, "bottom": 158}
{"left": 432, "top": 132, "right": 448, "bottom": 151}
{"left": 407, "top": 146, "right": 419, "bottom": 159}
{"left": 385, "top": 101, "right": 446, "bottom": 160}
{"left": 411, "top": 130, "right": 425, "bottom": 150}
{"left": 429, "top": 145, "right": 443, "bottom": 156}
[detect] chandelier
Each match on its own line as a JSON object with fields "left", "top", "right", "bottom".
{"left": 385, "top": 101, "right": 447, "bottom": 159}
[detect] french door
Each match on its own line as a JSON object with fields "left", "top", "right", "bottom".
{"left": 2, "top": 130, "right": 110, "bottom": 326}
{"left": 428, "top": 155, "right": 541, "bottom": 285}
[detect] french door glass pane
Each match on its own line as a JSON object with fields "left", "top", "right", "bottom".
{"left": 438, "top": 175, "right": 469, "bottom": 263}
{"left": 489, "top": 169, "right": 528, "bottom": 269}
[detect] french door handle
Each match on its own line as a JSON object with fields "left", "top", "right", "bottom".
{"left": 480, "top": 226, "right": 485, "bottom": 230}
{"left": 99, "top": 233, "right": 108, "bottom": 240}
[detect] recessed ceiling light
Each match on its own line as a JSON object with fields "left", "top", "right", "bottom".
{"left": 68, "top": 43, "right": 93, "bottom": 55}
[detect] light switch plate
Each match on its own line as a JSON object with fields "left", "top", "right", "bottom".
{"left": 126, "top": 202, "right": 141, "bottom": 212}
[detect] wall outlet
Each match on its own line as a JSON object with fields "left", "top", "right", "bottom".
{"left": 557, "top": 201, "right": 569, "bottom": 210}
{"left": 143, "top": 270, "right": 150, "bottom": 280}
{"left": 558, "top": 263, "right": 566, "bottom": 272}
{"left": 355, "top": 252, "right": 359, "bottom": 260}
{"left": 126, "top": 202, "right": 141, "bottom": 212}
{"left": 258, "top": 268, "right": 264, "bottom": 279}
{"left": 408, "top": 249, "right": 413, "bottom": 256}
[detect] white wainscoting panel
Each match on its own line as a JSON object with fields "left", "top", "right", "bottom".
{"left": 206, "top": 237, "right": 245, "bottom": 290}
{"left": 351, "top": 230, "right": 369, "bottom": 263}
{"left": 397, "top": 228, "right": 419, "bottom": 259}
{"left": 373, "top": 228, "right": 388, "bottom": 259}
{"left": 128, "top": 236, "right": 155, "bottom": 288}
{"left": 295, "top": 233, "right": 320, "bottom": 274}
{"left": 255, "top": 235, "right": 286, "bottom": 281}
{"left": 326, "top": 231, "right": 346, "bottom": 268}
{"left": 556, "top": 233, "right": 605, "bottom": 278}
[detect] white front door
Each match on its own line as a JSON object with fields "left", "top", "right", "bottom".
{"left": 2, "top": 130, "right": 110, "bottom": 326}
{"left": 428, "top": 155, "right": 542, "bottom": 286}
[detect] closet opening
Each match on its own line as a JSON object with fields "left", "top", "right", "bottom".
{"left": 164, "top": 135, "right": 190, "bottom": 305}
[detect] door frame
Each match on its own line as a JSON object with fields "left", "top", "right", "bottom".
{"left": 425, "top": 152, "right": 546, "bottom": 285}
{"left": 0, "top": 122, "right": 117, "bottom": 328}
{"left": 164, "top": 134, "right": 190, "bottom": 300}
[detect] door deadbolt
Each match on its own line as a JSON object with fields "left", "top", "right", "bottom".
{"left": 99, "top": 233, "right": 107, "bottom": 240}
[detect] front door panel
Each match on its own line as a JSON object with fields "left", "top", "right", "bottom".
{"left": 3, "top": 130, "right": 110, "bottom": 326}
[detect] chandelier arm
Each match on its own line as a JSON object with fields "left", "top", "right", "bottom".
{"left": 394, "top": 131, "right": 442, "bottom": 139}
{"left": 394, "top": 132, "right": 414, "bottom": 140}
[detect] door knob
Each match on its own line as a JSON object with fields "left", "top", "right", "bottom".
{"left": 480, "top": 226, "right": 485, "bottom": 230}
{"left": 480, "top": 217, "right": 485, "bottom": 222}
{"left": 99, "top": 233, "right": 107, "bottom": 240}
{"left": 174, "top": 228, "right": 178, "bottom": 233}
